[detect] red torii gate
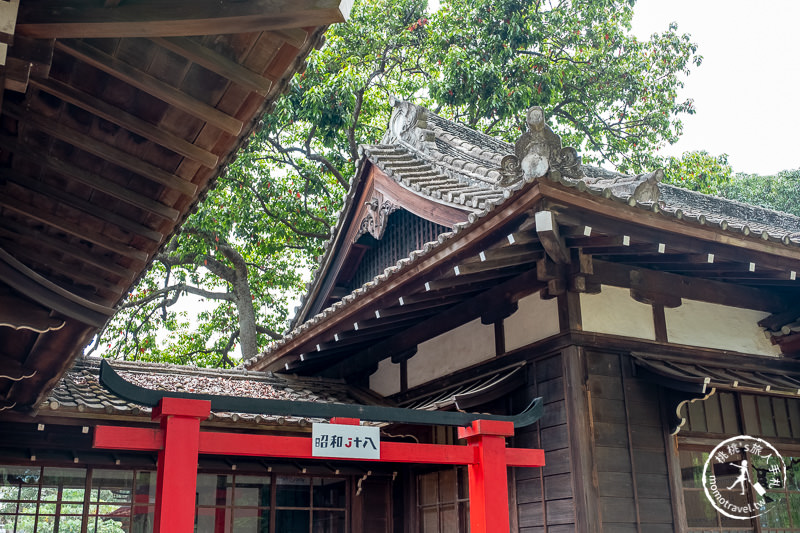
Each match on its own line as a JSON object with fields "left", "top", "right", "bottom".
{"left": 93, "top": 397, "right": 545, "bottom": 533}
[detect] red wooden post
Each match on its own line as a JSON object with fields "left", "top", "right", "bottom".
{"left": 458, "top": 420, "right": 516, "bottom": 533}
{"left": 150, "top": 398, "right": 210, "bottom": 533}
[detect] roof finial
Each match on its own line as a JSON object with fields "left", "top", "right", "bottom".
{"left": 498, "top": 106, "right": 582, "bottom": 186}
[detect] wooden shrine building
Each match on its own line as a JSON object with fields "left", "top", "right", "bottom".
{"left": 2, "top": 93, "right": 800, "bottom": 533}
{"left": 244, "top": 100, "right": 800, "bottom": 532}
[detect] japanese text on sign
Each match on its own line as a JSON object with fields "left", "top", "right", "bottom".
{"left": 312, "top": 423, "right": 380, "bottom": 459}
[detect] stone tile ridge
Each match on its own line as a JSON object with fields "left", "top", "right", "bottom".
{"left": 362, "top": 144, "right": 492, "bottom": 211}
{"left": 382, "top": 100, "right": 508, "bottom": 188}
{"left": 658, "top": 183, "right": 800, "bottom": 242}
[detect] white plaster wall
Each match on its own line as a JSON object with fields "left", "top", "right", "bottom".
{"left": 407, "top": 318, "right": 495, "bottom": 389}
{"left": 503, "top": 293, "right": 561, "bottom": 352}
{"left": 665, "top": 299, "right": 781, "bottom": 356}
{"left": 580, "top": 285, "right": 656, "bottom": 340}
{"left": 369, "top": 357, "right": 401, "bottom": 397}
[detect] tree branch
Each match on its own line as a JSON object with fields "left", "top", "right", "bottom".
{"left": 122, "top": 283, "right": 235, "bottom": 309}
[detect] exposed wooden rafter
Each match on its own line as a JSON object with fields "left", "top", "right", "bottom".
{"left": 4, "top": 102, "right": 198, "bottom": 197}
{"left": 319, "top": 268, "right": 544, "bottom": 378}
{"left": 0, "top": 134, "right": 181, "bottom": 221}
{"left": 30, "top": 77, "right": 219, "bottom": 168}
{"left": 151, "top": 37, "right": 276, "bottom": 95}
{"left": 0, "top": 247, "right": 115, "bottom": 327}
{"left": 0, "top": 169, "right": 164, "bottom": 243}
{"left": 0, "top": 196, "right": 148, "bottom": 262}
{"left": 5, "top": 243, "right": 125, "bottom": 298}
{"left": 17, "top": 0, "right": 352, "bottom": 39}
{"left": 55, "top": 39, "right": 244, "bottom": 136}
{"left": 0, "top": 219, "right": 137, "bottom": 281}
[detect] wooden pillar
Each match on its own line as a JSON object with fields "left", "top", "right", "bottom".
{"left": 151, "top": 398, "right": 210, "bottom": 533}
{"left": 458, "top": 420, "right": 515, "bottom": 533}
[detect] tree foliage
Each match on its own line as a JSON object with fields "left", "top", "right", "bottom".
{"left": 719, "top": 169, "right": 800, "bottom": 216}
{"left": 92, "top": 0, "right": 702, "bottom": 367}
{"left": 427, "top": 0, "right": 701, "bottom": 172}
{"left": 663, "top": 150, "right": 733, "bottom": 194}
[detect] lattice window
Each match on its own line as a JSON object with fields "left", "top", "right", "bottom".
{"left": 349, "top": 209, "right": 450, "bottom": 290}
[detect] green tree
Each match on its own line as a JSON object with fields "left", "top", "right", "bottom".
{"left": 719, "top": 169, "right": 800, "bottom": 216}
{"left": 93, "top": 0, "right": 702, "bottom": 366}
{"left": 663, "top": 150, "right": 733, "bottom": 194}
{"left": 427, "top": 0, "right": 701, "bottom": 172}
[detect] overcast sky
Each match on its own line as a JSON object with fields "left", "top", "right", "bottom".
{"left": 631, "top": 0, "right": 800, "bottom": 175}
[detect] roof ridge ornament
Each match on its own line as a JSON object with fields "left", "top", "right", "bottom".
{"left": 499, "top": 106, "right": 582, "bottom": 187}
{"left": 385, "top": 98, "right": 432, "bottom": 147}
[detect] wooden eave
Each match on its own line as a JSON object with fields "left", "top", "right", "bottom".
{"left": 251, "top": 175, "right": 800, "bottom": 377}
{"left": 0, "top": 0, "right": 350, "bottom": 411}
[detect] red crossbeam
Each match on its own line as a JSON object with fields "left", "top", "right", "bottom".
{"left": 94, "top": 425, "right": 543, "bottom": 466}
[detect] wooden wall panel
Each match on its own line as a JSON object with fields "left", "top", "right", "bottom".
{"left": 513, "top": 353, "right": 579, "bottom": 533}
{"left": 586, "top": 350, "right": 674, "bottom": 532}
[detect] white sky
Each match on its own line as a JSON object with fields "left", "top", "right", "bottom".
{"left": 631, "top": 0, "right": 800, "bottom": 175}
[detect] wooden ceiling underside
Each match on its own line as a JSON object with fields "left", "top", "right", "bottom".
{"left": 0, "top": 0, "right": 349, "bottom": 411}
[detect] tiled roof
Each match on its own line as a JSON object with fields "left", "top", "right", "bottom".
{"left": 42, "top": 357, "right": 377, "bottom": 427}
{"left": 245, "top": 100, "right": 800, "bottom": 370}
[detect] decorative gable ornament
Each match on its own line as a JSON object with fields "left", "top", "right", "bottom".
{"left": 499, "top": 106, "right": 582, "bottom": 186}
{"left": 355, "top": 192, "right": 399, "bottom": 242}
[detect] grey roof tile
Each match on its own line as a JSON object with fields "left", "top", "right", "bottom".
{"left": 42, "top": 357, "right": 373, "bottom": 426}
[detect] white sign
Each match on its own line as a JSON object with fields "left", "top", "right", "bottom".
{"left": 312, "top": 423, "right": 380, "bottom": 459}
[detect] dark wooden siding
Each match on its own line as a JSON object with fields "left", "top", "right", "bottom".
{"left": 349, "top": 209, "right": 450, "bottom": 290}
{"left": 513, "top": 353, "right": 578, "bottom": 533}
{"left": 586, "top": 351, "right": 675, "bottom": 533}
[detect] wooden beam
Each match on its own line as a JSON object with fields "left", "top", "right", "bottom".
{"left": 454, "top": 250, "right": 543, "bottom": 277}
{"left": 6, "top": 243, "right": 123, "bottom": 296}
{"left": 0, "top": 219, "right": 136, "bottom": 280}
{"left": 394, "top": 280, "right": 499, "bottom": 307}
{"left": 0, "top": 288, "right": 64, "bottom": 333}
{"left": 17, "top": 0, "right": 351, "bottom": 39}
{"left": 590, "top": 259, "right": 787, "bottom": 312}
{"left": 0, "top": 196, "right": 149, "bottom": 262}
{"left": 318, "top": 268, "right": 545, "bottom": 378}
{"left": 534, "top": 210, "right": 570, "bottom": 264}
{"left": 6, "top": 36, "right": 55, "bottom": 78}
{"left": 540, "top": 181, "right": 800, "bottom": 270}
{"left": 0, "top": 134, "right": 180, "bottom": 221}
{"left": 421, "top": 263, "right": 534, "bottom": 293}
{"left": 476, "top": 242, "right": 543, "bottom": 263}
{"left": 758, "top": 306, "right": 800, "bottom": 332}
{"left": 0, "top": 247, "right": 115, "bottom": 328}
{"left": 4, "top": 102, "right": 198, "bottom": 197}
{"left": 1, "top": 57, "right": 31, "bottom": 92}
{"left": 30, "top": 77, "right": 218, "bottom": 168}
{"left": 55, "top": 39, "right": 243, "bottom": 136}
{"left": 0, "top": 169, "right": 163, "bottom": 243}
{"left": 374, "top": 294, "right": 466, "bottom": 320}
{"left": 151, "top": 37, "right": 274, "bottom": 94}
